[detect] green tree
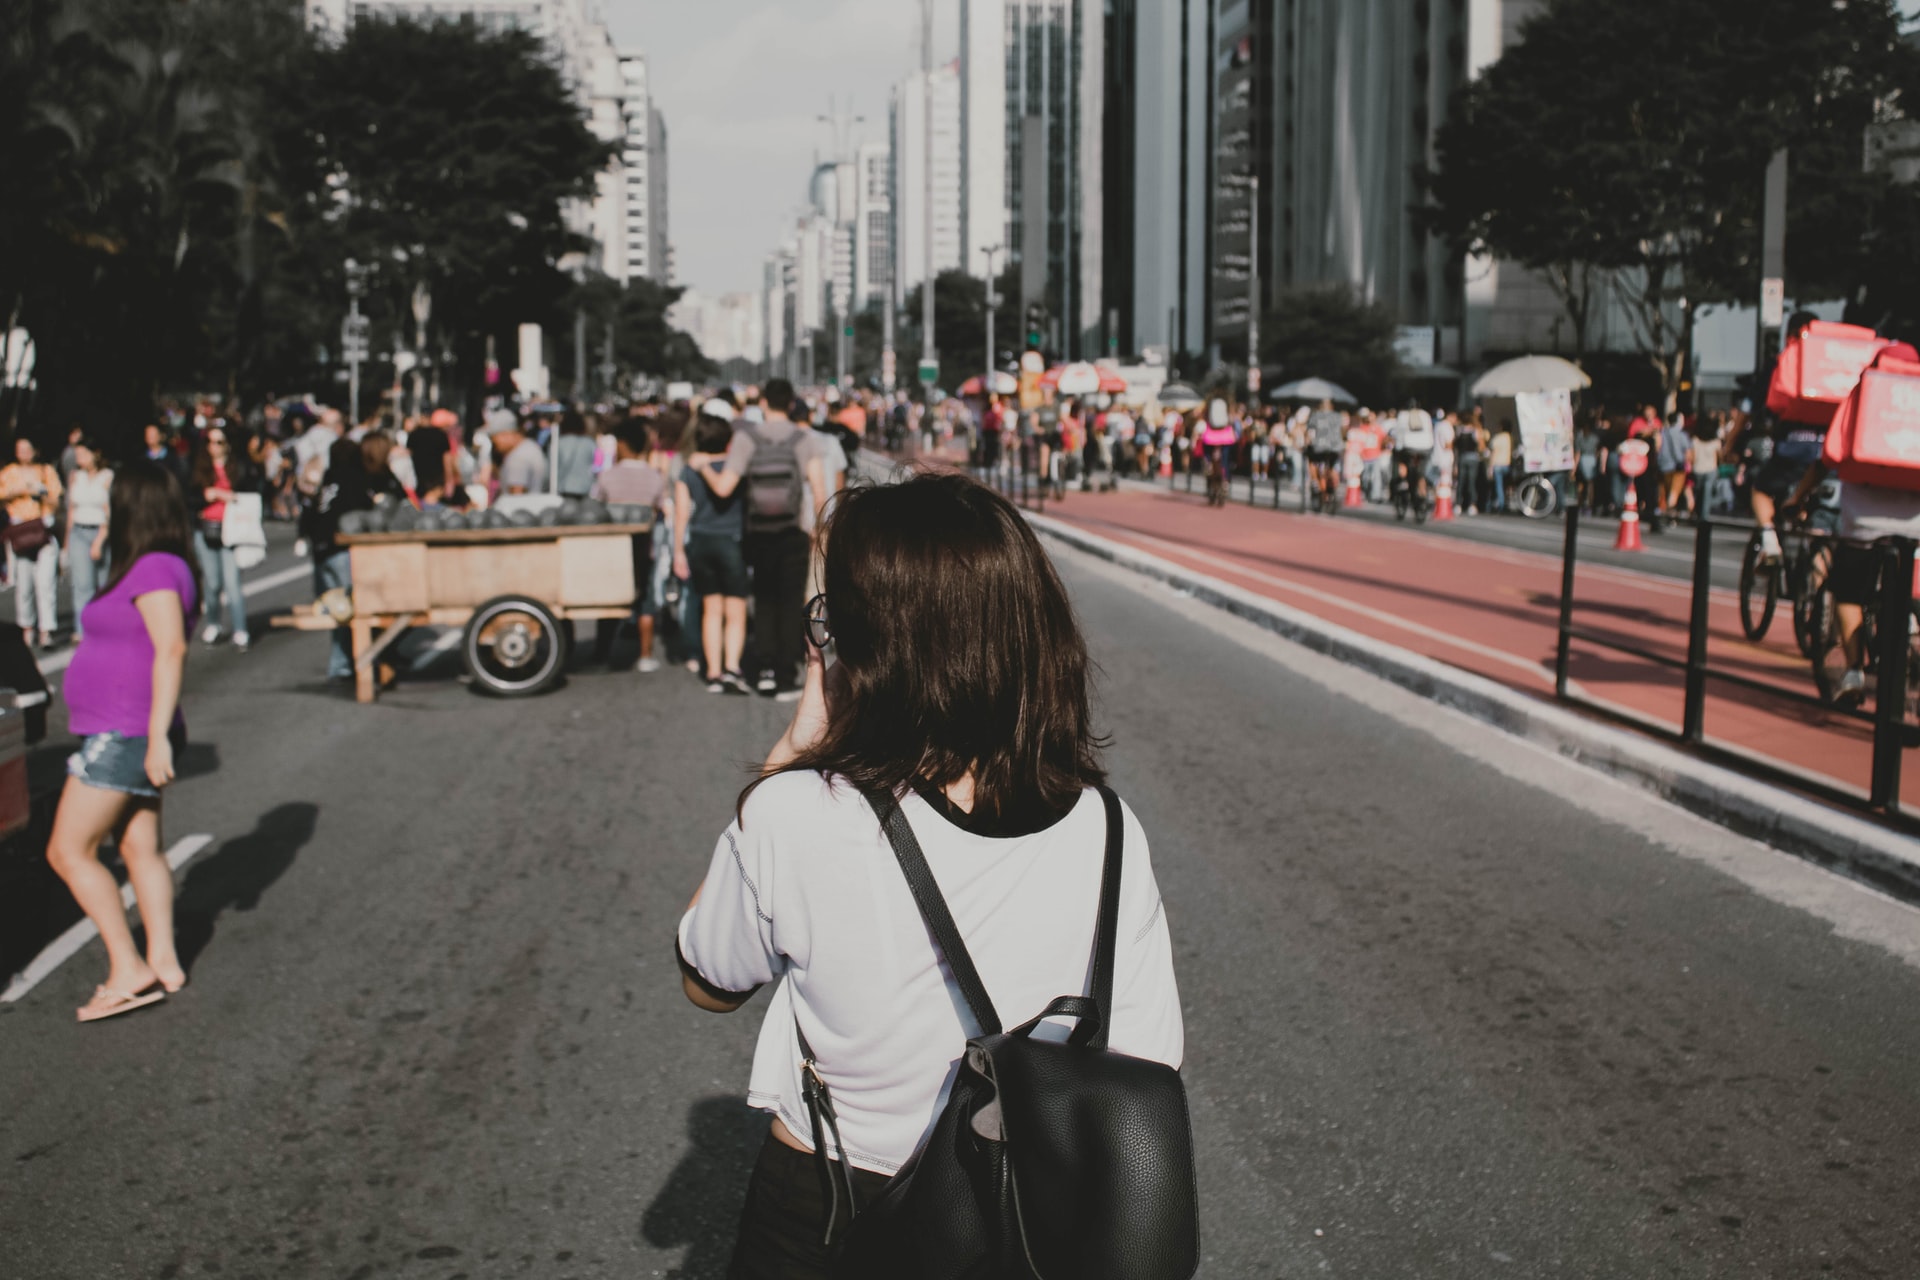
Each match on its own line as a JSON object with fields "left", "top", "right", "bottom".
{"left": 1423, "top": 0, "right": 1919, "bottom": 402}
{"left": 897, "top": 267, "right": 1022, "bottom": 392}
{"left": 278, "top": 14, "right": 611, "bottom": 418}
{"left": 1259, "top": 286, "right": 1403, "bottom": 407}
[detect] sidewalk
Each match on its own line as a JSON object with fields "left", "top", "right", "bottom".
{"left": 1022, "top": 477, "right": 1916, "bottom": 810}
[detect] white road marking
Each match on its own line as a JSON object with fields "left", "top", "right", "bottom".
{"left": 1, "top": 833, "right": 216, "bottom": 1002}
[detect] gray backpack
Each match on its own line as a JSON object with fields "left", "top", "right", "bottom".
{"left": 743, "top": 424, "right": 803, "bottom": 533}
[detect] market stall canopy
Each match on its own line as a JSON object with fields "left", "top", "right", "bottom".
{"left": 1471, "top": 355, "right": 1591, "bottom": 397}
{"left": 1158, "top": 381, "right": 1203, "bottom": 409}
{"left": 1268, "top": 377, "right": 1358, "bottom": 406}
{"left": 958, "top": 371, "right": 1018, "bottom": 396}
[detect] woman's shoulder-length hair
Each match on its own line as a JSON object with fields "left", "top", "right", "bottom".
{"left": 742, "top": 469, "right": 1105, "bottom": 828}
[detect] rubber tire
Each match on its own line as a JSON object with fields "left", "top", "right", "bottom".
{"left": 463, "top": 594, "right": 566, "bottom": 698}
{"left": 1739, "top": 538, "right": 1778, "bottom": 642}
{"left": 1517, "top": 476, "right": 1558, "bottom": 520}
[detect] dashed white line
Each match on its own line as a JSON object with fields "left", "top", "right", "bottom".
{"left": 2, "top": 833, "right": 216, "bottom": 1002}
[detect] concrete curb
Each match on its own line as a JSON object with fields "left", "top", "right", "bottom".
{"left": 1027, "top": 511, "right": 1920, "bottom": 902}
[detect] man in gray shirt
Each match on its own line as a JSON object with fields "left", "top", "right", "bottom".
{"left": 484, "top": 409, "right": 548, "bottom": 495}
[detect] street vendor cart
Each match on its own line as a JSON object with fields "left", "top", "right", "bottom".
{"left": 273, "top": 519, "right": 654, "bottom": 703}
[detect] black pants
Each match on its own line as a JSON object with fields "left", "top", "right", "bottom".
{"left": 730, "top": 1131, "right": 893, "bottom": 1280}
{"left": 745, "top": 529, "right": 810, "bottom": 690}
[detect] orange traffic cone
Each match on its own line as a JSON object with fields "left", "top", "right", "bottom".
{"left": 1433, "top": 473, "right": 1456, "bottom": 521}
{"left": 1343, "top": 464, "right": 1364, "bottom": 507}
{"left": 1614, "top": 484, "right": 1644, "bottom": 551}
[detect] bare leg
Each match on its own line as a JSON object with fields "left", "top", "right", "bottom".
{"left": 701, "top": 595, "right": 725, "bottom": 679}
{"left": 117, "top": 799, "right": 183, "bottom": 991}
{"left": 47, "top": 779, "right": 153, "bottom": 1005}
{"left": 723, "top": 597, "right": 748, "bottom": 674}
{"left": 1837, "top": 602, "right": 1868, "bottom": 668}
{"left": 1751, "top": 491, "right": 1777, "bottom": 529}
{"left": 638, "top": 614, "right": 656, "bottom": 663}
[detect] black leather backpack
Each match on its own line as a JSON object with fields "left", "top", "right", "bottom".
{"left": 799, "top": 786, "right": 1199, "bottom": 1280}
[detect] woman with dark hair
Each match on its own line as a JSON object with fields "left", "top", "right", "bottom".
{"left": 48, "top": 461, "right": 199, "bottom": 1022}
{"left": 672, "top": 413, "right": 750, "bottom": 693}
{"left": 676, "top": 472, "right": 1184, "bottom": 1273}
{"left": 189, "top": 424, "right": 258, "bottom": 651}
{"left": 308, "top": 438, "right": 373, "bottom": 682}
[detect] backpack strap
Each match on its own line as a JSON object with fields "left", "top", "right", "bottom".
{"left": 866, "top": 788, "right": 1002, "bottom": 1036}
{"left": 1079, "top": 785, "right": 1125, "bottom": 1050}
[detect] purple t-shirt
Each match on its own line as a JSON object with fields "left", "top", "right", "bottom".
{"left": 65, "top": 552, "right": 198, "bottom": 738}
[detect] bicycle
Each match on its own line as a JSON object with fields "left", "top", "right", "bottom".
{"left": 1739, "top": 482, "right": 1839, "bottom": 656}
{"left": 1204, "top": 450, "right": 1229, "bottom": 507}
{"left": 1390, "top": 467, "right": 1433, "bottom": 523}
{"left": 1807, "top": 575, "right": 1920, "bottom": 715}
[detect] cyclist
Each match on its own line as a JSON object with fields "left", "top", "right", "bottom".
{"left": 1195, "top": 399, "right": 1240, "bottom": 506}
{"left": 1389, "top": 404, "right": 1436, "bottom": 507}
{"left": 1305, "top": 398, "right": 1347, "bottom": 510}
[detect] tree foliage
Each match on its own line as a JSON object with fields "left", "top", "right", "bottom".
{"left": 1423, "top": 0, "right": 1920, "bottom": 399}
{"left": 0, "top": 2, "right": 700, "bottom": 449}
{"left": 1259, "top": 286, "right": 1404, "bottom": 408}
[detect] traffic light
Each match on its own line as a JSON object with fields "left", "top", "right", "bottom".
{"left": 1025, "top": 302, "right": 1045, "bottom": 351}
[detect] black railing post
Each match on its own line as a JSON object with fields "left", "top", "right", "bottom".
{"left": 1555, "top": 501, "right": 1580, "bottom": 698}
{"left": 1682, "top": 516, "right": 1714, "bottom": 742}
{"left": 1870, "top": 538, "right": 1914, "bottom": 811}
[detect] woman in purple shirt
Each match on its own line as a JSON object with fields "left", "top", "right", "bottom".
{"left": 47, "top": 461, "right": 200, "bottom": 1023}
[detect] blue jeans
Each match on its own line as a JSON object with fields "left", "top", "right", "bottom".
{"left": 314, "top": 548, "right": 352, "bottom": 678}
{"left": 70, "top": 525, "right": 107, "bottom": 636}
{"left": 1490, "top": 465, "right": 1510, "bottom": 512}
{"left": 193, "top": 530, "right": 246, "bottom": 637}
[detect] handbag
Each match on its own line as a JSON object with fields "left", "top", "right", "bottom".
{"left": 807, "top": 787, "right": 1199, "bottom": 1280}
{"left": 2, "top": 517, "right": 50, "bottom": 558}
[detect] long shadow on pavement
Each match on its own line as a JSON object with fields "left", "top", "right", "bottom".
{"left": 641, "top": 1095, "right": 765, "bottom": 1278}
{"left": 173, "top": 801, "right": 318, "bottom": 972}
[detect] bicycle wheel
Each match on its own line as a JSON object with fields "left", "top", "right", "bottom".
{"left": 1739, "top": 536, "right": 1778, "bottom": 641}
{"left": 1516, "top": 476, "right": 1558, "bottom": 520}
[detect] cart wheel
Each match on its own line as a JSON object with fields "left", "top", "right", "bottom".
{"left": 463, "top": 595, "right": 566, "bottom": 697}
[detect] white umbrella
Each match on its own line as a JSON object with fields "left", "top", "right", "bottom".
{"left": 1158, "top": 382, "right": 1203, "bottom": 409}
{"left": 1269, "top": 377, "right": 1358, "bottom": 406}
{"left": 1472, "top": 355, "right": 1591, "bottom": 397}
{"left": 1054, "top": 362, "right": 1102, "bottom": 396}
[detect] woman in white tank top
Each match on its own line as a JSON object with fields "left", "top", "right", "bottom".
{"left": 676, "top": 471, "right": 1184, "bottom": 1277}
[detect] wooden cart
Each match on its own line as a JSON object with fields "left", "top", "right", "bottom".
{"left": 273, "top": 521, "right": 654, "bottom": 703}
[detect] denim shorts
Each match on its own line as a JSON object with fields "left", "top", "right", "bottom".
{"left": 67, "top": 729, "right": 178, "bottom": 798}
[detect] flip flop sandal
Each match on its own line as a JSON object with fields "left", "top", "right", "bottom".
{"left": 76, "top": 983, "right": 166, "bottom": 1024}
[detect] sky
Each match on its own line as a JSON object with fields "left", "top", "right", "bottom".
{"left": 614, "top": 0, "right": 1920, "bottom": 297}
{"left": 606, "top": 0, "right": 959, "bottom": 298}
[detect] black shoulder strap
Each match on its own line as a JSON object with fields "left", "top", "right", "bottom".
{"left": 1079, "top": 785, "right": 1125, "bottom": 1050}
{"left": 866, "top": 788, "right": 1002, "bottom": 1037}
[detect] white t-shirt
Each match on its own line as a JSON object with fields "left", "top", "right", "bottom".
{"left": 678, "top": 772, "right": 1184, "bottom": 1175}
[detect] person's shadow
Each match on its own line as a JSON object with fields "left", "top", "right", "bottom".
{"left": 641, "top": 1096, "right": 766, "bottom": 1278}
{"left": 172, "top": 802, "right": 318, "bottom": 971}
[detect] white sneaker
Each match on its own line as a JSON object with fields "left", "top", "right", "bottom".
{"left": 201, "top": 624, "right": 222, "bottom": 645}
{"left": 1759, "top": 528, "right": 1782, "bottom": 562}
{"left": 636, "top": 656, "right": 662, "bottom": 674}
{"left": 293, "top": 537, "right": 309, "bottom": 558}
{"left": 232, "top": 631, "right": 251, "bottom": 653}
{"left": 1836, "top": 667, "right": 1867, "bottom": 704}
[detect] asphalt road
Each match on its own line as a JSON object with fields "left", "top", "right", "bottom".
{"left": 3, "top": 536, "right": 1918, "bottom": 1279}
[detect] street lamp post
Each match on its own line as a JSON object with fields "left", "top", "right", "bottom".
{"left": 980, "top": 244, "right": 1004, "bottom": 398}
{"left": 919, "top": 0, "right": 936, "bottom": 384}
{"left": 343, "top": 258, "right": 367, "bottom": 423}
{"left": 1247, "top": 172, "right": 1261, "bottom": 401}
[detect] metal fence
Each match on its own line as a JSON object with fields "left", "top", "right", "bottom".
{"left": 1554, "top": 507, "right": 1918, "bottom": 824}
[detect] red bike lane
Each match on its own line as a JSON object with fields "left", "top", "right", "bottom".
{"left": 1033, "top": 483, "right": 1915, "bottom": 806}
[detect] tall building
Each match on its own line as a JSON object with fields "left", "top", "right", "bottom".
{"left": 308, "top": 0, "right": 667, "bottom": 287}
{"left": 853, "top": 142, "right": 893, "bottom": 310}
{"left": 892, "top": 62, "right": 965, "bottom": 298}
{"left": 1107, "top": 0, "right": 1210, "bottom": 360}
{"left": 959, "top": 0, "right": 1104, "bottom": 357}
{"left": 668, "top": 290, "right": 764, "bottom": 364}
{"left": 1266, "top": 0, "right": 1550, "bottom": 366}
{"left": 647, "top": 105, "right": 671, "bottom": 285}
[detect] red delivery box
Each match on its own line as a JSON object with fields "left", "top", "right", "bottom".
{"left": 1767, "top": 321, "right": 1909, "bottom": 425}
{"left": 1822, "top": 350, "right": 1920, "bottom": 492}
